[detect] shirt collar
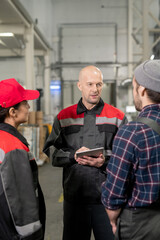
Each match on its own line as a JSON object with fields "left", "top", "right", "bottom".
{"left": 139, "top": 103, "right": 160, "bottom": 117}
{"left": 77, "top": 98, "right": 104, "bottom": 115}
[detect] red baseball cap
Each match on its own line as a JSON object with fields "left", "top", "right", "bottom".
{"left": 0, "top": 78, "right": 40, "bottom": 108}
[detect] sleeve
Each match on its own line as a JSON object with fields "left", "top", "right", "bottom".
{"left": 120, "top": 115, "right": 128, "bottom": 127}
{"left": 43, "top": 116, "right": 76, "bottom": 167}
{"left": 101, "top": 125, "right": 136, "bottom": 210}
{"left": 100, "top": 114, "right": 128, "bottom": 172}
{"left": 0, "top": 149, "right": 43, "bottom": 238}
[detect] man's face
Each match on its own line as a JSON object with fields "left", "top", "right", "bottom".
{"left": 132, "top": 77, "right": 142, "bottom": 111}
{"left": 77, "top": 69, "right": 103, "bottom": 109}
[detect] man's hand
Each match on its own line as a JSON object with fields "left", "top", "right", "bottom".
{"left": 75, "top": 147, "right": 105, "bottom": 168}
{"left": 105, "top": 208, "right": 121, "bottom": 235}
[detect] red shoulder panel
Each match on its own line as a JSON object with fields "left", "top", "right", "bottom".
{"left": 57, "top": 104, "right": 84, "bottom": 120}
{"left": 99, "top": 103, "right": 125, "bottom": 120}
{"left": 0, "top": 130, "right": 29, "bottom": 154}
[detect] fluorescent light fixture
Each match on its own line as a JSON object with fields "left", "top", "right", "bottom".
{"left": 0, "top": 32, "right": 14, "bottom": 37}
{"left": 50, "top": 80, "right": 61, "bottom": 92}
{"left": 50, "top": 85, "right": 61, "bottom": 90}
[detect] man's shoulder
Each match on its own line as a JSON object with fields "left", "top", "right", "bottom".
{"left": 119, "top": 121, "right": 143, "bottom": 134}
{"left": 57, "top": 103, "right": 80, "bottom": 120}
{"left": 102, "top": 103, "right": 125, "bottom": 120}
{"left": 0, "top": 129, "right": 29, "bottom": 154}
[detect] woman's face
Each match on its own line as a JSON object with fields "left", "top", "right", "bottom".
{"left": 14, "top": 100, "right": 30, "bottom": 125}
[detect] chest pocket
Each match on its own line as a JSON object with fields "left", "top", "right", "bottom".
{"left": 98, "top": 124, "right": 118, "bottom": 149}
{"left": 62, "top": 125, "right": 83, "bottom": 149}
{"left": 63, "top": 125, "right": 82, "bottom": 135}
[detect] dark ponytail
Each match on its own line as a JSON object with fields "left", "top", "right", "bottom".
{"left": 0, "top": 102, "right": 21, "bottom": 123}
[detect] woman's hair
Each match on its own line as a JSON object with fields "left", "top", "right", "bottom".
{"left": 135, "top": 78, "right": 160, "bottom": 103}
{"left": 0, "top": 102, "right": 21, "bottom": 123}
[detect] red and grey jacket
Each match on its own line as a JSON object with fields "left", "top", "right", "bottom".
{"left": 0, "top": 123, "right": 45, "bottom": 240}
{"left": 43, "top": 98, "right": 127, "bottom": 204}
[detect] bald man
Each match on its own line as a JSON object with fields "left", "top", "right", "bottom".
{"left": 43, "top": 66, "right": 127, "bottom": 240}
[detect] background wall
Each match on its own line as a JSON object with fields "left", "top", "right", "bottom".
{"left": 0, "top": 0, "right": 159, "bottom": 119}
{"left": 21, "top": 0, "right": 128, "bottom": 115}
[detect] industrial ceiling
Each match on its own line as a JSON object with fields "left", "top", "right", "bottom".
{"left": 0, "top": 0, "right": 51, "bottom": 57}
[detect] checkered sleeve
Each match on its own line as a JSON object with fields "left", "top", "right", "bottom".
{"left": 101, "top": 124, "right": 137, "bottom": 209}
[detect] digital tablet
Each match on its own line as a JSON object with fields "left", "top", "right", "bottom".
{"left": 76, "top": 147, "right": 104, "bottom": 158}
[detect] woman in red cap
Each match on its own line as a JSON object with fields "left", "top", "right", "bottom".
{"left": 0, "top": 79, "right": 46, "bottom": 240}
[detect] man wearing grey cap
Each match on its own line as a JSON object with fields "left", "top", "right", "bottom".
{"left": 101, "top": 59, "right": 160, "bottom": 240}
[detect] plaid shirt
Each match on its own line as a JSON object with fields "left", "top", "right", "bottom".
{"left": 102, "top": 104, "right": 160, "bottom": 210}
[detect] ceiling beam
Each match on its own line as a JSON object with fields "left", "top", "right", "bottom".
{"left": 8, "top": 0, "right": 30, "bottom": 28}
{"left": 0, "top": 48, "right": 46, "bottom": 57}
{"left": 0, "top": 24, "right": 25, "bottom": 34}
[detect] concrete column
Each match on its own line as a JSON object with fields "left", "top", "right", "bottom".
{"left": 128, "top": 0, "right": 133, "bottom": 105}
{"left": 25, "top": 24, "right": 35, "bottom": 111}
{"left": 44, "top": 51, "right": 51, "bottom": 115}
{"left": 142, "top": 0, "right": 150, "bottom": 61}
{"left": 128, "top": 0, "right": 133, "bottom": 77}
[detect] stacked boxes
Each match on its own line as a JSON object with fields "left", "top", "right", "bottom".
{"left": 28, "top": 111, "right": 36, "bottom": 124}
{"left": 18, "top": 111, "right": 49, "bottom": 163}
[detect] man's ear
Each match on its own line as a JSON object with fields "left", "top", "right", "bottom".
{"left": 139, "top": 86, "right": 146, "bottom": 97}
{"left": 77, "top": 81, "right": 82, "bottom": 91}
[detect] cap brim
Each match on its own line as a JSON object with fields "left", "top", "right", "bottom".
{"left": 24, "top": 89, "right": 40, "bottom": 100}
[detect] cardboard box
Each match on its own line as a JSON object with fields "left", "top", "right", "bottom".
{"left": 28, "top": 111, "right": 36, "bottom": 124}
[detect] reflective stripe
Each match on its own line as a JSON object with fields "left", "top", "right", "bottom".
{"left": 60, "top": 118, "right": 83, "bottom": 127}
{"left": 16, "top": 220, "right": 41, "bottom": 236}
{"left": 0, "top": 148, "right": 5, "bottom": 163}
{"left": 96, "top": 116, "right": 122, "bottom": 127}
{"left": 60, "top": 117, "right": 123, "bottom": 128}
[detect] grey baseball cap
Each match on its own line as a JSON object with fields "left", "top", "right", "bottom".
{"left": 134, "top": 59, "right": 160, "bottom": 93}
